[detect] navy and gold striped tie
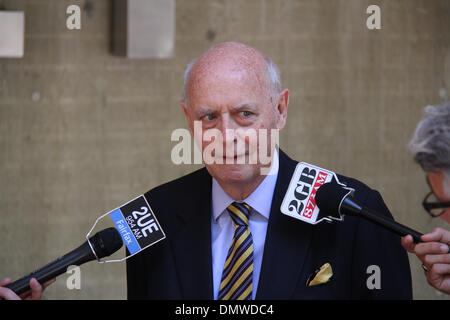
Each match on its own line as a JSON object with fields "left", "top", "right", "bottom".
{"left": 218, "top": 202, "right": 254, "bottom": 300}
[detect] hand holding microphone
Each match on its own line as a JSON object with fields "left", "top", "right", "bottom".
{"left": 1, "top": 193, "right": 165, "bottom": 300}
{"left": 315, "top": 181, "right": 450, "bottom": 294}
{"left": 0, "top": 277, "right": 54, "bottom": 300}
{"left": 401, "top": 228, "right": 450, "bottom": 294}
{"left": 0, "top": 227, "right": 123, "bottom": 300}
{"left": 315, "top": 182, "right": 449, "bottom": 251}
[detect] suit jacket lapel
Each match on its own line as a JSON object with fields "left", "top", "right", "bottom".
{"left": 256, "top": 149, "right": 314, "bottom": 299}
{"left": 171, "top": 168, "right": 214, "bottom": 299}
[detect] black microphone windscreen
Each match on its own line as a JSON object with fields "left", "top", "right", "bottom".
{"left": 89, "top": 227, "right": 123, "bottom": 259}
{"left": 315, "top": 182, "right": 349, "bottom": 214}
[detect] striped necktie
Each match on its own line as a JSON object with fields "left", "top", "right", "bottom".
{"left": 218, "top": 202, "right": 254, "bottom": 300}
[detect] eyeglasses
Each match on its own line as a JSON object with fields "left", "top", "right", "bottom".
{"left": 422, "top": 191, "right": 450, "bottom": 218}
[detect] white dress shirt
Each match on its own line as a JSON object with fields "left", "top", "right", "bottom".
{"left": 211, "top": 148, "right": 279, "bottom": 300}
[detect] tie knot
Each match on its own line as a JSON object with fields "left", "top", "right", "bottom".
{"left": 227, "top": 202, "right": 251, "bottom": 227}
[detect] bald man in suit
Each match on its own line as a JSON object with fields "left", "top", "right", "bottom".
{"left": 126, "top": 42, "right": 412, "bottom": 300}
{"left": 0, "top": 42, "right": 412, "bottom": 301}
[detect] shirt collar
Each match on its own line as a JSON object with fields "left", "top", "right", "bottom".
{"left": 212, "top": 147, "right": 279, "bottom": 221}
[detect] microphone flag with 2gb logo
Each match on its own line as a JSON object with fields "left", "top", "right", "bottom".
{"left": 280, "top": 162, "right": 354, "bottom": 225}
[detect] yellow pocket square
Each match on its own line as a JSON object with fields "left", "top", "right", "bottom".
{"left": 306, "top": 263, "right": 333, "bottom": 287}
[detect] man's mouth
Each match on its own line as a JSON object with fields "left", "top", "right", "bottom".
{"left": 221, "top": 152, "right": 250, "bottom": 163}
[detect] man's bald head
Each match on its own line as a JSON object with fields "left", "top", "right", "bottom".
{"left": 183, "top": 42, "right": 281, "bottom": 108}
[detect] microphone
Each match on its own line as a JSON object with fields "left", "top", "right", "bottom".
{"left": 5, "top": 227, "right": 123, "bottom": 295}
{"left": 315, "top": 182, "right": 424, "bottom": 243}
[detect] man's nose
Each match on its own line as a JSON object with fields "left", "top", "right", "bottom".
{"left": 219, "top": 114, "right": 238, "bottom": 143}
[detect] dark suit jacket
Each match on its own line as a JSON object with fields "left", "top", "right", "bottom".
{"left": 126, "top": 149, "right": 412, "bottom": 299}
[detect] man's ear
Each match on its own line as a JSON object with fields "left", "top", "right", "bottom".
{"left": 275, "top": 89, "right": 289, "bottom": 130}
{"left": 181, "top": 100, "right": 194, "bottom": 135}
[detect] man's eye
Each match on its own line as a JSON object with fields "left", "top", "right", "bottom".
{"left": 203, "top": 114, "right": 216, "bottom": 121}
{"left": 242, "top": 111, "right": 252, "bottom": 117}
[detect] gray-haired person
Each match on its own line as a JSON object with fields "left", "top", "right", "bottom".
{"left": 402, "top": 101, "right": 450, "bottom": 294}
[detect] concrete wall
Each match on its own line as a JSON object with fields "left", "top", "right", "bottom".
{"left": 0, "top": 0, "right": 449, "bottom": 300}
